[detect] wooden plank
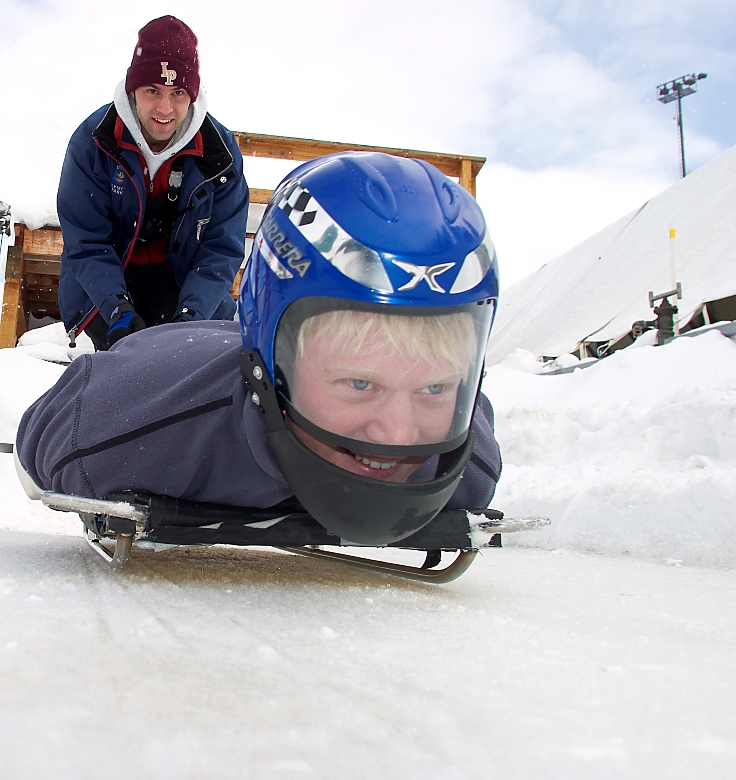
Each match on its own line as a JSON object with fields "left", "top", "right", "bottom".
{"left": 24, "top": 274, "right": 59, "bottom": 290}
{"left": 13, "top": 223, "right": 26, "bottom": 248}
{"left": 0, "top": 246, "right": 24, "bottom": 348}
{"left": 23, "top": 289, "right": 60, "bottom": 302}
{"left": 459, "top": 158, "right": 475, "bottom": 197}
{"left": 235, "top": 132, "right": 485, "bottom": 182}
{"left": 2, "top": 247, "right": 23, "bottom": 283}
{"left": 230, "top": 268, "right": 244, "bottom": 300}
{"left": 22, "top": 226, "right": 63, "bottom": 257}
{"left": 19, "top": 280, "right": 30, "bottom": 335}
{"left": 250, "top": 188, "right": 273, "bottom": 205}
{"left": 24, "top": 258, "right": 61, "bottom": 275}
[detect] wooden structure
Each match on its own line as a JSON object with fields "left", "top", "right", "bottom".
{"left": 0, "top": 224, "right": 63, "bottom": 349}
{"left": 0, "top": 132, "right": 485, "bottom": 349}
{"left": 237, "top": 132, "right": 485, "bottom": 200}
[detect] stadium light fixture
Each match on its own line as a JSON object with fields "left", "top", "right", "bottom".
{"left": 657, "top": 73, "right": 708, "bottom": 178}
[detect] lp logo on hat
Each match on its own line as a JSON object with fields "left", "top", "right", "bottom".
{"left": 160, "top": 62, "right": 177, "bottom": 85}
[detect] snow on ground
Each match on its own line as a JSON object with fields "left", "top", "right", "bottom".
{"left": 484, "top": 327, "right": 736, "bottom": 569}
{"left": 1, "top": 533, "right": 735, "bottom": 779}
{"left": 0, "top": 325, "right": 735, "bottom": 777}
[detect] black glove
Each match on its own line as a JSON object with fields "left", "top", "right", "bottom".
{"left": 107, "top": 299, "right": 146, "bottom": 347}
{"left": 172, "top": 306, "right": 198, "bottom": 324}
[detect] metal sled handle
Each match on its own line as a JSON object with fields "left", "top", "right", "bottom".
{"left": 278, "top": 546, "right": 478, "bottom": 583}
{"left": 43, "top": 492, "right": 147, "bottom": 522}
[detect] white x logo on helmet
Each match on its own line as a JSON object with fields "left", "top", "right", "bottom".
{"left": 393, "top": 261, "right": 456, "bottom": 293}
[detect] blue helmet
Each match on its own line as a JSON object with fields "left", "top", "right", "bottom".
{"left": 239, "top": 151, "right": 499, "bottom": 545}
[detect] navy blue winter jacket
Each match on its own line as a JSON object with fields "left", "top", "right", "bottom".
{"left": 16, "top": 322, "right": 502, "bottom": 511}
{"left": 57, "top": 104, "right": 249, "bottom": 336}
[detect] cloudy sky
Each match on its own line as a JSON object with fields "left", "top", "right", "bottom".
{"left": 1, "top": 0, "right": 733, "bottom": 286}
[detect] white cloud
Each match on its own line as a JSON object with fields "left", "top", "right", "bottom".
{"left": 477, "top": 162, "right": 670, "bottom": 288}
{"left": 0, "top": 0, "right": 730, "bottom": 274}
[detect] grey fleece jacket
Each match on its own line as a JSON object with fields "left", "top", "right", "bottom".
{"left": 16, "top": 321, "right": 501, "bottom": 510}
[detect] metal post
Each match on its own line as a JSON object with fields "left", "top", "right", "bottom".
{"left": 657, "top": 73, "right": 706, "bottom": 179}
{"left": 677, "top": 92, "right": 686, "bottom": 178}
{"left": 648, "top": 284, "right": 683, "bottom": 347}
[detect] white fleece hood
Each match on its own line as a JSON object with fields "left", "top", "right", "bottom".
{"left": 114, "top": 80, "right": 209, "bottom": 181}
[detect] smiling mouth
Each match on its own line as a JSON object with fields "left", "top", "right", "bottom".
{"left": 352, "top": 453, "right": 399, "bottom": 470}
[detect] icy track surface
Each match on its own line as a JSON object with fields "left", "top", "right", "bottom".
{"left": 1, "top": 324, "right": 735, "bottom": 777}
{"left": 1, "top": 529, "right": 735, "bottom": 779}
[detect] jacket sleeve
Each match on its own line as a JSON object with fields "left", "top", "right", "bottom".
{"left": 15, "top": 357, "right": 90, "bottom": 494}
{"left": 445, "top": 392, "right": 502, "bottom": 510}
{"left": 176, "top": 130, "right": 249, "bottom": 320}
{"left": 57, "top": 120, "right": 131, "bottom": 323}
{"left": 14, "top": 324, "right": 293, "bottom": 507}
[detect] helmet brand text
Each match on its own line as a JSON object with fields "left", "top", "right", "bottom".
{"left": 261, "top": 213, "right": 311, "bottom": 277}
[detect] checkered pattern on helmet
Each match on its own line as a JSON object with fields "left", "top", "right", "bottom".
{"left": 279, "top": 184, "right": 318, "bottom": 227}
{"left": 277, "top": 183, "right": 351, "bottom": 256}
{"left": 274, "top": 180, "right": 394, "bottom": 293}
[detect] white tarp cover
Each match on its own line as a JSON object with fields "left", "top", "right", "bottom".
{"left": 487, "top": 144, "right": 736, "bottom": 364}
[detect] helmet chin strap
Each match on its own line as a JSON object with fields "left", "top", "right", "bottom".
{"left": 265, "top": 425, "right": 475, "bottom": 546}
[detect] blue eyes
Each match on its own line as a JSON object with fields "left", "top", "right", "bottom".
{"left": 348, "top": 379, "right": 445, "bottom": 395}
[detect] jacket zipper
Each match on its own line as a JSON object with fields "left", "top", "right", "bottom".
{"left": 68, "top": 142, "right": 144, "bottom": 343}
{"left": 170, "top": 130, "right": 234, "bottom": 249}
{"left": 196, "top": 218, "right": 210, "bottom": 242}
{"left": 171, "top": 168, "right": 229, "bottom": 249}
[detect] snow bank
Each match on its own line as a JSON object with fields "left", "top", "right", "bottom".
{"left": 487, "top": 143, "right": 736, "bottom": 363}
{"left": 0, "top": 345, "right": 77, "bottom": 535}
{"left": 0, "top": 347, "right": 66, "bottom": 443}
{"left": 15, "top": 322, "right": 94, "bottom": 364}
{"left": 484, "top": 328, "right": 736, "bottom": 568}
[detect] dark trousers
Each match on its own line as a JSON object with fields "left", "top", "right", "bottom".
{"left": 85, "top": 262, "right": 181, "bottom": 351}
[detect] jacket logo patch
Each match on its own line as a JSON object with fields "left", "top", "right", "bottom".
{"left": 111, "top": 166, "right": 125, "bottom": 196}
{"left": 160, "top": 62, "right": 177, "bottom": 86}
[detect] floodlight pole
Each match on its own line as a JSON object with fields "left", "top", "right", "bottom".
{"left": 676, "top": 92, "right": 686, "bottom": 179}
{"left": 656, "top": 73, "right": 707, "bottom": 178}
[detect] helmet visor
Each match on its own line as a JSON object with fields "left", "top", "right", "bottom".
{"left": 273, "top": 297, "right": 494, "bottom": 457}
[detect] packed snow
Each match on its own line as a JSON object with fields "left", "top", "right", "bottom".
{"left": 0, "top": 321, "right": 734, "bottom": 778}
{"left": 489, "top": 327, "right": 736, "bottom": 569}
{"left": 487, "top": 143, "right": 736, "bottom": 363}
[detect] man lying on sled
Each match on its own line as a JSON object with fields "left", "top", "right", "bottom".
{"left": 15, "top": 151, "right": 501, "bottom": 546}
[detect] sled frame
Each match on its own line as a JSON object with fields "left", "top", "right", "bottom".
{"left": 41, "top": 491, "right": 550, "bottom": 582}
{"left": 83, "top": 526, "right": 134, "bottom": 571}
{"left": 279, "top": 546, "right": 478, "bottom": 583}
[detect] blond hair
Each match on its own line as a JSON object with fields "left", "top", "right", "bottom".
{"left": 296, "top": 309, "right": 477, "bottom": 379}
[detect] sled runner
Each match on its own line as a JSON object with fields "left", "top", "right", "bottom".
{"left": 41, "top": 491, "right": 549, "bottom": 583}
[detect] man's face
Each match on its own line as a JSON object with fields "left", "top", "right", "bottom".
{"left": 288, "top": 332, "right": 462, "bottom": 483}
{"left": 133, "top": 84, "right": 191, "bottom": 152}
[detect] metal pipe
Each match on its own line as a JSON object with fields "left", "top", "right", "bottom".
{"left": 42, "top": 492, "right": 147, "bottom": 522}
{"left": 677, "top": 93, "right": 687, "bottom": 178}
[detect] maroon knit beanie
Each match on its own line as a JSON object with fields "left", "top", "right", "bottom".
{"left": 125, "top": 16, "right": 200, "bottom": 101}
